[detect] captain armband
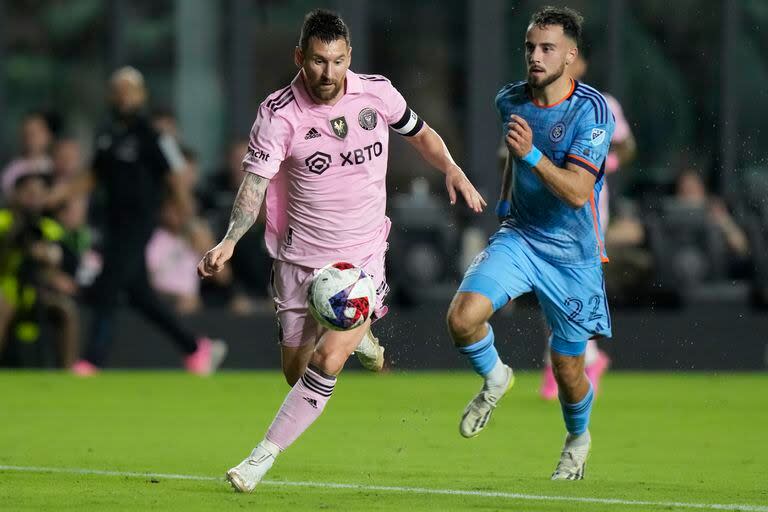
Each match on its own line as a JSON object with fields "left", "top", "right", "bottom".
{"left": 391, "top": 107, "right": 424, "bottom": 137}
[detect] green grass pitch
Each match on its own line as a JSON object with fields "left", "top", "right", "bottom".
{"left": 0, "top": 371, "right": 766, "bottom": 511}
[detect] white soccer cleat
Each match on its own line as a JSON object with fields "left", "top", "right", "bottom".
{"left": 551, "top": 430, "right": 591, "bottom": 480}
{"left": 459, "top": 365, "right": 514, "bottom": 438}
{"left": 355, "top": 329, "right": 385, "bottom": 372}
{"left": 226, "top": 446, "right": 276, "bottom": 493}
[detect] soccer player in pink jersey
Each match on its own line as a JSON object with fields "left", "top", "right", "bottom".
{"left": 197, "top": 9, "right": 485, "bottom": 492}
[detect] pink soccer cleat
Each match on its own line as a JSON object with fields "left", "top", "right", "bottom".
{"left": 71, "top": 359, "right": 100, "bottom": 377}
{"left": 184, "top": 338, "right": 228, "bottom": 376}
{"left": 540, "top": 364, "right": 559, "bottom": 400}
{"left": 585, "top": 349, "right": 611, "bottom": 394}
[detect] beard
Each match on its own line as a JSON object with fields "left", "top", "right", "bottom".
{"left": 310, "top": 79, "right": 342, "bottom": 101}
{"left": 528, "top": 61, "right": 566, "bottom": 90}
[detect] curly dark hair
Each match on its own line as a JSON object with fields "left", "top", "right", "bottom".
{"left": 529, "top": 6, "right": 584, "bottom": 45}
{"left": 299, "top": 9, "right": 350, "bottom": 52}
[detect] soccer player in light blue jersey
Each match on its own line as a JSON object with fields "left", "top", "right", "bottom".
{"left": 446, "top": 6, "right": 615, "bottom": 480}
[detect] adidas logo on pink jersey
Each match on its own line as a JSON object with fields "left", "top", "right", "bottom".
{"left": 304, "top": 128, "right": 321, "bottom": 140}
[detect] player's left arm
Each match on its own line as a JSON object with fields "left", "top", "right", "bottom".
{"left": 506, "top": 114, "right": 605, "bottom": 209}
{"left": 381, "top": 79, "right": 485, "bottom": 212}
{"left": 403, "top": 125, "right": 487, "bottom": 213}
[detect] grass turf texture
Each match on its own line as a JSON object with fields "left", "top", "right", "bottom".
{"left": 0, "top": 371, "right": 766, "bottom": 511}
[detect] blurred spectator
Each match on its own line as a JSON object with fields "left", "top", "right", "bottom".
{"left": 147, "top": 196, "right": 207, "bottom": 314}
{"left": 0, "top": 170, "right": 78, "bottom": 368}
{"left": 199, "top": 140, "right": 270, "bottom": 299}
{"left": 603, "top": 199, "right": 656, "bottom": 304}
{"left": 151, "top": 106, "right": 180, "bottom": 140}
{"left": 53, "top": 195, "right": 100, "bottom": 290}
{"left": 19, "top": 112, "right": 55, "bottom": 159}
{"left": 147, "top": 148, "right": 252, "bottom": 315}
{"left": 675, "top": 168, "right": 750, "bottom": 276}
{"left": 58, "top": 66, "right": 225, "bottom": 375}
{"left": 51, "top": 138, "right": 84, "bottom": 184}
{"left": 198, "top": 139, "right": 249, "bottom": 215}
{"left": 1, "top": 112, "right": 56, "bottom": 204}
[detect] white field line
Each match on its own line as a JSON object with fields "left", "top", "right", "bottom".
{"left": 0, "top": 465, "right": 766, "bottom": 512}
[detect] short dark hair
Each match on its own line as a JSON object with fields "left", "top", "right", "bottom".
{"left": 529, "top": 6, "right": 584, "bottom": 46}
{"left": 299, "top": 9, "right": 350, "bottom": 53}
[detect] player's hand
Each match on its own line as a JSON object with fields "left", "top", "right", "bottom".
{"left": 505, "top": 115, "right": 533, "bottom": 158}
{"left": 445, "top": 166, "right": 487, "bottom": 213}
{"left": 198, "top": 239, "right": 236, "bottom": 278}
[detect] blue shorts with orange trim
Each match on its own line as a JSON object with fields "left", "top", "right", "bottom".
{"left": 458, "top": 229, "right": 612, "bottom": 355}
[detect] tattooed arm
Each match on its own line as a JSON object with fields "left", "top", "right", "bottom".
{"left": 224, "top": 173, "right": 269, "bottom": 242}
{"left": 197, "top": 173, "right": 270, "bottom": 278}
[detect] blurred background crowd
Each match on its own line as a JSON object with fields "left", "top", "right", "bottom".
{"left": 1, "top": 0, "right": 767, "bottom": 369}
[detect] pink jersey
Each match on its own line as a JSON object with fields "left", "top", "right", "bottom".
{"left": 243, "top": 70, "right": 420, "bottom": 269}
{"left": 599, "top": 93, "right": 633, "bottom": 227}
{"left": 146, "top": 228, "right": 200, "bottom": 297}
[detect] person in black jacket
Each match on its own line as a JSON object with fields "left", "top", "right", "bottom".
{"left": 56, "top": 67, "right": 226, "bottom": 375}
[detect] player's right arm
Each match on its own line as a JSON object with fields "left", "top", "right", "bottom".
{"left": 197, "top": 173, "right": 270, "bottom": 278}
{"left": 198, "top": 102, "right": 290, "bottom": 278}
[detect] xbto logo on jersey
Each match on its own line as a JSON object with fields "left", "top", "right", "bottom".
{"left": 340, "top": 142, "right": 383, "bottom": 166}
{"left": 306, "top": 151, "right": 332, "bottom": 174}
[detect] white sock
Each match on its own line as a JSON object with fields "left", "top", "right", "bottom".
{"left": 565, "top": 430, "right": 591, "bottom": 448}
{"left": 484, "top": 358, "right": 509, "bottom": 389}
{"left": 253, "top": 438, "right": 281, "bottom": 459}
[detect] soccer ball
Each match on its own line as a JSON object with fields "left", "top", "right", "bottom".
{"left": 308, "top": 262, "right": 376, "bottom": 331}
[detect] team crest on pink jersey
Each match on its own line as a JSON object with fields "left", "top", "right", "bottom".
{"left": 358, "top": 107, "right": 377, "bottom": 130}
{"left": 330, "top": 116, "right": 348, "bottom": 139}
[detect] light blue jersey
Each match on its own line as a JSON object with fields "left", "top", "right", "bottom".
{"left": 458, "top": 79, "right": 616, "bottom": 348}
{"left": 496, "top": 79, "right": 615, "bottom": 268}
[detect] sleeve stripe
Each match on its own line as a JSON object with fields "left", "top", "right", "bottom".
{"left": 266, "top": 86, "right": 292, "bottom": 109}
{"left": 573, "top": 89, "right": 608, "bottom": 124}
{"left": 158, "top": 133, "right": 186, "bottom": 173}
{"left": 391, "top": 107, "right": 413, "bottom": 130}
{"left": 566, "top": 154, "right": 600, "bottom": 177}
{"left": 574, "top": 82, "right": 609, "bottom": 122}
{"left": 572, "top": 92, "right": 599, "bottom": 123}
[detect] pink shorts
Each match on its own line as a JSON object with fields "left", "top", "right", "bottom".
{"left": 270, "top": 252, "right": 389, "bottom": 348}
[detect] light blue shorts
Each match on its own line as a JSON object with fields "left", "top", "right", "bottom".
{"left": 458, "top": 229, "right": 612, "bottom": 356}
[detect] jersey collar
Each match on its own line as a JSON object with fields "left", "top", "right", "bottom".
{"left": 528, "top": 78, "right": 575, "bottom": 108}
{"left": 291, "top": 69, "right": 363, "bottom": 112}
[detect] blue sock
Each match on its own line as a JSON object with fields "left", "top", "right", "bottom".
{"left": 560, "top": 383, "right": 594, "bottom": 435}
{"left": 457, "top": 324, "right": 499, "bottom": 377}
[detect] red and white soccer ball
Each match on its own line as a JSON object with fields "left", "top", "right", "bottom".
{"left": 308, "top": 262, "right": 377, "bottom": 331}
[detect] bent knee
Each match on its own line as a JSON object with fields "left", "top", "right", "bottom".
{"left": 551, "top": 357, "right": 583, "bottom": 385}
{"left": 446, "top": 293, "right": 492, "bottom": 343}
{"left": 446, "top": 311, "right": 481, "bottom": 342}
{"left": 310, "top": 347, "right": 347, "bottom": 376}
